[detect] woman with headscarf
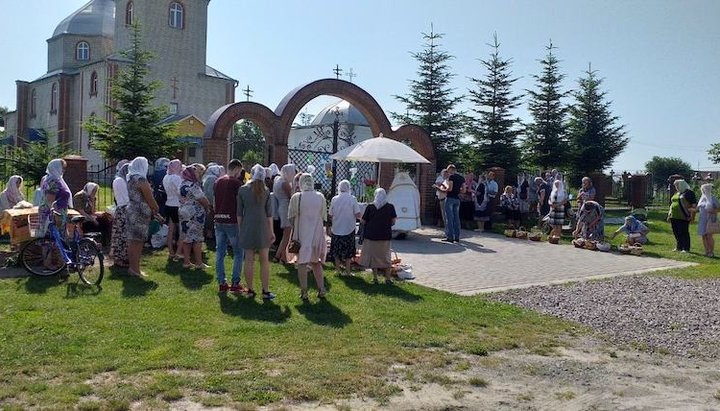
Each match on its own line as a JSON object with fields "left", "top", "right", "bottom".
{"left": 573, "top": 200, "right": 605, "bottom": 241}
{"left": 111, "top": 161, "right": 130, "bottom": 267}
{"left": 547, "top": 179, "right": 567, "bottom": 242}
{"left": 179, "top": 164, "right": 211, "bottom": 269}
{"left": 668, "top": 179, "right": 697, "bottom": 252}
{"left": 0, "top": 175, "right": 24, "bottom": 212}
{"left": 360, "top": 188, "right": 397, "bottom": 284}
{"left": 152, "top": 157, "right": 170, "bottom": 218}
{"left": 288, "top": 173, "right": 327, "bottom": 299}
{"left": 238, "top": 164, "right": 276, "bottom": 300}
{"left": 516, "top": 172, "right": 530, "bottom": 221}
{"left": 697, "top": 183, "right": 719, "bottom": 257}
{"left": 126, "top": 156, "right": 159, "bottom": 277}
{"left": 611, "top": 215, "right": 649, "bottom": 245}
{"left": 37, "top": 159, "right": 72, "bottom": 239}
{"left": 329, "top": 179, "right": 361, "bottom": 276}
{"left": 163, "top": 159, "right": 183, "bottom": 259}
{"left": 273, "top": 163, "right": 296, "bottom": 263}
{"left": 73, "top": 182, "right": 105, "bottom": 243}
{"left": 202, "top": 164, "right": 223, "bottom": 242}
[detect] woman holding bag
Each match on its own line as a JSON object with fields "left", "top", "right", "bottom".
{"left": 287, "top": 173, "right": 327, "bottom": 300}
{"left": 697, "top": 183, "right": 719, "bottom": 257}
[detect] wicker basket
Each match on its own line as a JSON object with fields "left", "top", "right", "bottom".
{"left": 528, "top": 232, "right": 542, "bottom": 242}
{"left": 504, "top": 229, "right": 517, "bottom": 238}
{"left": 572, "top": 238, "right": 585, "bottom": 248}
{"left": 548, "top": 235, "right": 560, "bottom": 244}
{"left": 516, "top": 227, "right": 528, "bottom": 240}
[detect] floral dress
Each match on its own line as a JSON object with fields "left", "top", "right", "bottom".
{"left": 37, "top": 177, "right": 70, "bottom": 240}
{"left": 126, "top": 175, "right": 152, "bottom": 242}
{"left": 179, "top": 180, "right": 206, "bottom": 243}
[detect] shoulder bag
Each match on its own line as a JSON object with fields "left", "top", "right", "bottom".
{"left": 288, "top": 194, "right": 302, "bottom": 253}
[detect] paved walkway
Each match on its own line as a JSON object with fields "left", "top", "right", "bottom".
{"left": 391, "top": 227, "right": 693, "bottom": 295}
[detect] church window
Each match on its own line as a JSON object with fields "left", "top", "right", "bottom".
{"left": 90, "top": 71, "right": 98, "bottom": 96}
{"left": 170, "top": 103, "right": 179, "bottom": 114}
{"left": 50, "top": 83, "right": 58, "bottom": 114}
{"left": 125, "top": 1, "right": 134, "bottom": 25}
{"left": 30, "top": 89, "right": 37, "bottom": 117}
{"left": 76, "top": 41, "right": 90, "bottom": 61}
{"left": 169, "top": 2, "right": 184, "bottom": 29}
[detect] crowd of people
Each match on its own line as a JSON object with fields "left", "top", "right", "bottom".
{"left": 1, "top": 159, "right": 717, "bottom": 292}
{"left": 1, "top": 156, "right": 401, "bottom": 300}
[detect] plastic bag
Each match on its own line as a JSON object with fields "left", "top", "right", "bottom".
{"left": 150, "top": 224, "right": 168, "bottom": 249}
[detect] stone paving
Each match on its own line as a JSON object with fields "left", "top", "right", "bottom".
{"left": 391, "top": 227, "right": 694, "bottom": 295}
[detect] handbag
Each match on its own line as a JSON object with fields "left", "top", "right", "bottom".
{"left": 287, "top": 194, "right": 302, "bottom": 254}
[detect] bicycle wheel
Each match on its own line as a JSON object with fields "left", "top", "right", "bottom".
{"left": 21, "top": 238, "right": 66, "bottom": 276}
{"left": 77, "top": 239, "right": 104, "bottom": 286}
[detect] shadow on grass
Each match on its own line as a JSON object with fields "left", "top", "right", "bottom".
{"left": 274, "top": 263, "right": 334, "bottom": 293}
{"left": 65, "top": 281, "right": 102, "bottom": 298}
{"left": 108, "top": 266, "right": 159, "bottom": 298}
{"left": 217, "top": 293, "right": 291, "bottom": 323}
{"left": 164, "top": 259, "right": 214, "bottom": 290}
{"left": 336, "top": 275, "right": 423, "bottom": 302}
{"left": 295, "top": 298, "right": 352, "bottom": 328}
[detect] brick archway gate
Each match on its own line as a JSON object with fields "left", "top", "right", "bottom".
{"left": 204, "top": 78, "right": 437, "bottom": 223}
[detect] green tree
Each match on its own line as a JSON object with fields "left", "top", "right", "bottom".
{"left": 567, "top": 64, "right": 628, "bottom": 179}
{"left": 83, "top": 23, "right": 179, "bottom": 162}
{"left": 0, "top": 106, "right": 8, "bottom": 138}
{"left": 392, "top": 26, "right": 465, "bottom": 170}
{"left": 232, "top": 120, "right": 265, "bottom": 163}
{"left": 467, "top": 33, "right": 523, "bottom": 174}
{"left": 644, "top": 156, "right": 693, "bottom": 190}
{"left": 523, "top": 41, "right": 570, "bottom": 171}
{"left": 0, "top": 138, "right": 74, "bottom": 187}
{"left": 709, "top": 142, "right": 720, "bottom": 165}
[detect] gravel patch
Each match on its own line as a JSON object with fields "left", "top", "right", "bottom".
{"left": 489, "top": 275, "right": 720, "bottom": 358}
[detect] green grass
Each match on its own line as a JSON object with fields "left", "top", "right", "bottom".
{"left": 0, "top": 251, "right": 577, "bottom": 409}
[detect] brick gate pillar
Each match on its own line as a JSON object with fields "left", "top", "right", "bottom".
{"left": 63, "top": 155, "right": 87, "bottom": 196}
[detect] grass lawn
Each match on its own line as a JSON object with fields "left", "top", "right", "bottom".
{"left": 0, "top": 251, "right": 578, "bottom": 409}
{"left": 0, "top": 209, "right": 716, "bottom": 409}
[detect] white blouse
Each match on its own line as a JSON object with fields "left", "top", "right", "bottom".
{"left": 112, "top": 177, "right": 129, "bottom": 207}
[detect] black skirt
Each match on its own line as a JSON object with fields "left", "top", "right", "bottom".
{"left": 329, "top": 233, "right": 356, "bottom": 260}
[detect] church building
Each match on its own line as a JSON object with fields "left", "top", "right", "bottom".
{"left": 3, "top": 0, "right": 237, "bottom": 167}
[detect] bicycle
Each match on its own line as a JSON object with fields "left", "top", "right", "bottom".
{"left": 20, "top": 211, "right": 104, "bottom": 286}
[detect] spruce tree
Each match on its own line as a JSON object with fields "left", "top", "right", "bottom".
{"left": 523, "top": 41, "right": 570, "bottom": 171}
{"left": 392, "top": 26, "right": 464, "bottom": 170}
{"left": 567, "top": 64, "right": 628, "bottom": 178}
{"left": 467, "top": 33, "right": 523, "bottom": 174}
{"left": 84, "top": 24, "right": 179, "bottom": 162}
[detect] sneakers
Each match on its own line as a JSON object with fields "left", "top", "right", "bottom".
{"left": 442, "top": 238, "right": 455, "bottom": 243}
{"left": 262, "top": 291, "right": 276, "bottom": 300}
{"left": 229, "top": 282, "right": 244, "bottom": 294}
{"left": 218, "top": 282, "right": 229, "bottom": 293}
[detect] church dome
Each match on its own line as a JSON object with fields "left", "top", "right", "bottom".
{"left": 311, "top": 100, "right": 370, "bottom": 127}
{"left": 52, "top": 0, "right": 115, "bottom": 38}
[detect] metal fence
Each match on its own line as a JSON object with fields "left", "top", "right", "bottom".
{"left": 87, "top": 160, "right": 116, "bottom": 209}
{"left": 288, "top": 148, "right": 376, "bottom": 200}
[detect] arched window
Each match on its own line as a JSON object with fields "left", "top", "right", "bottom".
{"left": 169, "top": 2, "right": 184, "bottom": 29}
{"left": 50, "top": 83, "right": 58, "bottom": 114}
{"left": 125, "top": 1, "right": 134, "bottom": 25}
{"left": 90, "top": 71, "right": 98, "bottom": 96}
{"left": 30, "top": 89, "right": 37, "bottom": 117}
{"left": 76, "top": 41, "right": 90, "bottom": 60}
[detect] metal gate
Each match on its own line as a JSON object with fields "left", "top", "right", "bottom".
{"left": 288, "top": 148, "right": 376, "bottom": 201}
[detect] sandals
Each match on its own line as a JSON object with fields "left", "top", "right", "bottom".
{"left": 317, "top": 291, "right": 327, "bottom": 299}
{"left": 300, "top": 290, "right": 309, "bottom": 301}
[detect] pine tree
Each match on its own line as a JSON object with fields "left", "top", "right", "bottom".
{"left": 84, "top": 24, "right": 179, "bottom": 162}
{"left": 523, "top": 41, "right": 570, "bottom": 171}
{"left": 392, "top": 26, "right": 465, "bottom": 170}
{"left": 567, "top": 64, "right": 628, "bottom": 177}
{"left": 467, "top": 33, "right": 523, "bottom": 174}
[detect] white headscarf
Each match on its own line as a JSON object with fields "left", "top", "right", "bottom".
{"left": 549, "top": 179, "right": 567, "bottom": 204}
{"left": 299, "top": 173, "right": 314, "bottom": 192}
{"left": 167, "top": 159, "right": 183, "bottom": 176}
{"left": 281, "top": 163, "right": 296, "bottom": 183}
{"left": 269, "top": 163, "right": 280, "bottom": 177}
{"left": 338, "top": 179, "right": 351, "bottom": 194}
{"left": 250, "top": 163, "right": 266, "bottom": 181}
{"left": 115, "top": 159, "right": 130, "bottom": 178}
{"left": 155, "top": 157, "right": 170, "bottom": 171}
{"left": 46, "top": 159, "right": 65, "bottom": 180}
{"left": 373, "top": 187, "right": 388, "bottom": 209}
{"left": 205, "top": 165, "right": 223, "bottom": 179}
{"left": 698, "top": 183, "right": 716, "bottom": 208}
{"left": 83, "top": 182, "right": 99, "bottom": 197}
{"left": 127, "top": 157, "right": 149, "bottom": 181}
{"left": 3, "top": 175, "right": 24, "bottom": 205}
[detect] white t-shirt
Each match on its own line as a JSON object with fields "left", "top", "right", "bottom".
{"left": 112, "top": 177, "right": 129, "bottom": 207}
{"left": 163, "top": 174, "right": 182, "bottom": 207}
{"left": 329, "top": 192, "right": 361, "bottom": 236}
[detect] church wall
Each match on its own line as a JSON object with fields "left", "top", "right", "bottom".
{"left": 25, "top": 78, "right": 60, "bottom": 146}
{"left": 47, "top": 35, "right": 113, "bottom": 72}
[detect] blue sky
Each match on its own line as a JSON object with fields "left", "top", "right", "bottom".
{"left": 1, "top": 0, "right": 719, "bottom": 171}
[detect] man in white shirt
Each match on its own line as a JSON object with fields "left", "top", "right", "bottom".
{"left": 434, "top": 169, "right": 449, "bottom": 227}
